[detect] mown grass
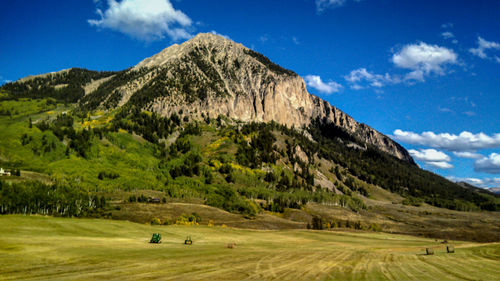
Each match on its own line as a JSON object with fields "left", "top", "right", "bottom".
{"left": 0, "top": 215, "right": 498, "bottom": 280}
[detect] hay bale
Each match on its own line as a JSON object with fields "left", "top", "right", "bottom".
{"left": 426, "top": 248, "right": 434, "bottom": 255}
{"left": 447, "top": 245, "right": 455, "bottom": 253}
{"left": 227, "top": 243, "right": 236, "bottom": 249}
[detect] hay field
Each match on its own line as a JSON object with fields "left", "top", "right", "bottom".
{"left": 0, "top": 215, "right": 498, "bottom": 280}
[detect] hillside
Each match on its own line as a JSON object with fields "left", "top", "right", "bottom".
{"left": 0, "top": 34, "right": 499, "bottom": 242}
{"left": 0, "top": 95, "right": 499, "bottom": 241}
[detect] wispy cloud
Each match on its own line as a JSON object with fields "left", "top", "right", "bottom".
{"left": 438, "top": 106, "right": 454, "bottom": 113}
{"left": 441, "top": 22, "right": 453, "bottom": 29}
{"left": 304, "top": 75, "right": 343, "bottom": 94}
{"left": 450, "top": 96, "right": 476, "bottom": 108}
{"left": 344, "top": 68, "right": 399, "bottom": 90}
{"left": 316, "top": 0, "right": 346, "bottom": 11}
{"left": 469, "top": 36, "right": 500, "bottom": 60}
{"left": 453, "top": 151, "right": 483, "bottom": 159}
{"left": 437, "top": 97, "right": 477, "bottom": 117}
{"left": 88, "top": 0, "right": 193, "bottom": 41}
{"left": 426, "top": 161, "right": 453, "bottom": 169}
{"left": 441, "top": 31, "right": 454, "bottom": 39}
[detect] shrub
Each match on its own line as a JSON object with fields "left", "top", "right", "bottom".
{"left": 175, "top": 213, "right": 201, "bottom": 225}
{"left": 150, "top": 217, "right": 162, "bottom": 225}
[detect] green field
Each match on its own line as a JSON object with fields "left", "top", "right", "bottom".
{"left": 0, "top": 215, "right": 498, "bottom": 280}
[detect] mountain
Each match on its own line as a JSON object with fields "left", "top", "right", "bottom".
{"left": 4, "top": 34, "right": 412, "bottom": 162}
{"left": 1, "top": 33, "right": 499, "bottom": 241}
{"left": 487, "top": 187, "right": 500, "bottom": 194}
{"left": 457, "top": 181, "right": 499, "bottom": 196}
{"left": 77, "top": 33, "right": 414, "bottom": 163}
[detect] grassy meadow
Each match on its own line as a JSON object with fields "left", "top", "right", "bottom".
{"left": 0, "top": 215, "right": 499, "bottom": 280}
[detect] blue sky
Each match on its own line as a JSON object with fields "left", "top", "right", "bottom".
{"left": 1, "top": 0, "right": 499, "bottom": 187}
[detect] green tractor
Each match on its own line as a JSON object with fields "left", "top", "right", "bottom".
{"left": 184, "top": 236, "right": 193, "bottom": 245}
{"left": 150, "top": 233, "right": 162, "bottom": 244}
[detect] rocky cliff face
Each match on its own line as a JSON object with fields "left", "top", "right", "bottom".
{"left": 81, "top": 33, "right": 413, "bottom": 162}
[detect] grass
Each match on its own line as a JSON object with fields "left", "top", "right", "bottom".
{"left": 0, "top": 215, "right": 499, "bottom": 280}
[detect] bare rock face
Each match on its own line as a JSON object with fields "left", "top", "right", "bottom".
{"left": 81, "top": 33, "right": 413, "bottom": 163}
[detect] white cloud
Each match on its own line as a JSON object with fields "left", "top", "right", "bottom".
{"left": 446, "top": 176, "right": 500, "bottom": 188}
{"left": 392, "top": 42, "right": 458, "bottom": 81}
{"left": 475, "top": 153, "right": 500, "bottom": 174}
{"left": 440, "top": 31, "right": 457, "bottom": 44}
{"left": 427, "top": 161, "right": 454, "bottom": 169}
{"left": 292, "top": 36, "right": 300, "bottom": 45}
{"left": 409, "top": 149, "right": 453, "bottom": 169}
{"left": 495, "top": 56, "right": 500, "bottom": 64}
{"left": 88, "top": 0, "right": 192, "bottom": 41}
{"left": 304, "top": 75, "right": 343, "bottom": 94}
{"left": 453, "top": 151, "right": 483, "bottom": 159}
{"left": 409, "top": 149, "right": 451, "bottom": 162}
{"left": 343, "top": 43, "right": 458, "bottom": 89}
{"left": 469, "top": 36, "right": 500, "bottom": 59}
{"left": 393, "top": 130, "right": 500, "bottom": 152}
{"left": 441, "top": 31, "right": 454, "bottom": 39}
{"left": 344, "top": 68, "right": 399, "bottom": 89}
{"left": 464, "top": 111, "right": 476, "bottom": 117}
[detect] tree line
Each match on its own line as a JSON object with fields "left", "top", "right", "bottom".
{"left": 0, "top": 180, "right": 107, "bottom": 217}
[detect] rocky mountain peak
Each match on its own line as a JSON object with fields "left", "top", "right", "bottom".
{"left": 135, "top": 33, "right": 244, "bottom": 69}
{"left": 13, "top": 33, "right": 413, "bottom": 163}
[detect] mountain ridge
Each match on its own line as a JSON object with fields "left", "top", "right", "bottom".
{"left": 81, "top": 33, "right": 414, "bottom": 163}
{"left": 2, "top": 33, "right": 413, "bottom": 163}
